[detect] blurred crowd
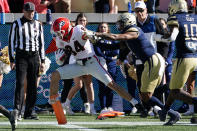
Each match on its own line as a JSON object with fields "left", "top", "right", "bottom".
{"left": 0, "top": 0, "right": 196, "bottom": 14}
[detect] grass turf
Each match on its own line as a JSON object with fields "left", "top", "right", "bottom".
{"left": 0, "top": 113, "right": 196, "bottom": 131}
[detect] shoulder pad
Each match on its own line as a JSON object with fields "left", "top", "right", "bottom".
{"left": 125, "top": 27, "right": 139, "bottom": 33}
{"left": 167, "top": 15, "right": 179, "bottom": 27}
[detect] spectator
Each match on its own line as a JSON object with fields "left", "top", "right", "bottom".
{"left": 94, "top": 22, "right": 119, "bottom": 111}
{"left": 187, "top": 0, "right": 196, "bottom": 13}
{"left": 53, "top": 0, "right": 71, "bottom": 13}
{"left": 157, "top": 18, "right": 175, "bottom": 101}
{"left": 94, "top": 0, "right": 115, "bottom": 13}
{"left": 144, "top": 0, "right": 156, "bottom": 13}
{"left": 71, "top": 0, "right": 94, "bottom": 13}
{"left": 0, "top": 0, "right": 10, "bottom": 13}
{"left": 114, "top": 0, "right": 134, "bottom": 13}
{"left": 120, "top": 51, "right": 139, "bottom": 114}
{"left": 8, "top": 2, "right": 45, "bottom": 121}
{"left": 8, "top": 0, "right": 23, "bottom": 13}
{"left": 24, "top": 0, "right": 55, "bottom": 14}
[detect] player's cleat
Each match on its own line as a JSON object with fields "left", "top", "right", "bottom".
{"left": 17, "top": 114, "right": 23, "bottom": 121}
{"left": 158, "top": 109, "right": 167, "bottom": 121}
{"left": 0, "top": 113, "right": 3, "bottom": 116}
{"left": 183, "top": 110, "right": 194, "bottom": 116}
{"left": 84, "top": 103, "right": 90, "bottom": 114}
{"left": 190, "top": 117, "right": 197, "bottom": 124}
{"left": 135, "top": 103, "right": 148, "bottom": 118}
{"left": 9, "top": 111, "right": 17, "bottom": 131}
{"left": 164, "top": 111, "right": 181, "bottom": 126}
{"left": 131, "top": 107, "right": 138, "bottom": 114}
{"left": 90, "top": 108, "right": 97, "bottom": 115}
{"left": 24, "top": 114, "right": 39, "bottom": 120}
{"left": 183, "top": 105, "right": 194, "bottom": 116}
{"left": 65, "top": 106, "right": 74, "bottom": 115}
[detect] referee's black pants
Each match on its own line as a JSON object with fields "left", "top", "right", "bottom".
{"left": 14, "top": 50, "right": 40, "bottom": 117}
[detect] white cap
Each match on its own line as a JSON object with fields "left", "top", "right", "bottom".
{"left": 135, "top": 1, "right": 146, "bottom": 9}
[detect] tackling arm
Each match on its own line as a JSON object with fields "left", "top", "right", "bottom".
{"left": 95, "top": 31, "right": 138, "bottom": 41}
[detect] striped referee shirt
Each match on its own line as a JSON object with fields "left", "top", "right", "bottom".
{"left": 8, "top": 16, "right": 45, "bottom": 63}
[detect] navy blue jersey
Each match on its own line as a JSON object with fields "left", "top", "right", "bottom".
{"left": 123, "top": 25, "right": 155, "bottom": 63}
{"left": 168, "top": 13, "right": 197, "bottom": 58}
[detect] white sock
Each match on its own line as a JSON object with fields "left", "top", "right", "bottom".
{"left": 189, "top": 104, "right": 194, "bottom": 112}
{"left": 65, "top": 98, "right": 71, "bottom": 106}
{"left": 90, "top": 103, "right": 94, "bottom": 110}
{"left": 130, "top": 98, "right": 138, "bottom": 106}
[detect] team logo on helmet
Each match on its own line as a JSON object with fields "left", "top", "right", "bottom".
{"left": 51, "top": 17, "right": 70, "bottom": 40}
{"left": 58, "top": 21, "right": 65, "bottom": 30}
{"left": 117, "top": 13, "right": 136, "bottom": 30}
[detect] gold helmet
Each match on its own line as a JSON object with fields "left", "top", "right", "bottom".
{"left": 117, "top": 13, "right": 136, "bottom": 31}
{"left": 168, "top": 0, "right": 188, "bottom": 15}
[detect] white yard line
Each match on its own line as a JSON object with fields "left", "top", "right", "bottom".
{"left": 57, "top": 124, "right": 102, "bottom": 131}
{"left": 0, "top": 121, "right": 197, "bottom": 127}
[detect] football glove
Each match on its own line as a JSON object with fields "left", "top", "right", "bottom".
{"left": 84, "top": 30, "right": 100, "bottom": 44}
{"left": 55, "top": 48, "right": 66, "bottom": 66}
{"left": 128, "top": 64, "right": 137, "bottom": 81}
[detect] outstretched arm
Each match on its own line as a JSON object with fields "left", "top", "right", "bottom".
{"left": 95, "top": 31, "right": 138, "bottom": 41}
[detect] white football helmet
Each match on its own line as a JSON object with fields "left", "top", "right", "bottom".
{"left": 168, "top": 0, "right": 188, "bottom": 15}
{"left": 117, "top": 13, "right": 136, "bottom": 31}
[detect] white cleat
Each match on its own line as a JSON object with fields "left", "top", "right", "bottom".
{"left": 153, "top": 105, "right": 162, "bottom": 114}
{"left": 107, "top": 107, "right": 114, "bottom": 112}
{"left": 65, "top": 106, "right": 74, "bottom": 115}
{"left": 131, "top": 107, "right": 138, "bottom": 114}
{"left": 183, "top": 105, "right": 194, "bottom": 116}
{"left": 90, "top": 109, "right": 97, "bottom": 115}
{"left": 0, "top": 113, "right": 3, "bottom": 116}
{"left": 84, "top": 103, "right": 90, "bottom": 114}
{"left": 183, "top": 110, "right": 194, "bottom": 116}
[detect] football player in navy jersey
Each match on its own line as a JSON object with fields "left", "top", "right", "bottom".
{"left": 154, "top": 0, "right": 197, "bottom": 125}
{"left": 94, "top": 12, "right": 180, "bottom": 123}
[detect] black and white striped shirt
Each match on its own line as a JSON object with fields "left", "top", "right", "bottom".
{"left": 8, "top": 16, "right": 45, "bottom": 63}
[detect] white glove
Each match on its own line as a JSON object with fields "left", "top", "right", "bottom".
{"left": 0, "top": 61, "right": 11, "bottom": 74}
{"left": 84, "top": 30, "right": 100, "bottom": 43}
{"left": 84, "top": 29, "right": 95, "bottom": 38}
{"left": 39, "top": 57, "right": 51, "bottom": 75}
{"left": 55, "top": 49, "right": 66, "bottom": 66}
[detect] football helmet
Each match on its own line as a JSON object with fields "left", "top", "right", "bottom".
{"left": 168, "top": 0, "right": 188, "bottom": 15}
{"left": 117, "top": 13, "right": 136, "bottom": 31}
{"left": 51, "top": 17, "right": 71, "bottom": 40}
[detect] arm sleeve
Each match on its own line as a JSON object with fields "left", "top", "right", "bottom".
{"left": 8, "top": 22, "right": 17, "bottom": 63}
{"left": 39, "top": 24, "right": 45, "bottom": 63}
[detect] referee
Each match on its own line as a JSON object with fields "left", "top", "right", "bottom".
{"left": 8, "top": 2, "right": 45, "bottom": 121}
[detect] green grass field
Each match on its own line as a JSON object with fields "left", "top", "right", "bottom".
{"left": 0, "top": 113, "right": 197, "bottom": 131}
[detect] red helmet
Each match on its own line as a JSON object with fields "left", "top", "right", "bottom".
{"left": 51, "top": 17, "right": 71, "bottom": 39}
